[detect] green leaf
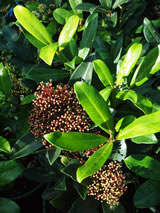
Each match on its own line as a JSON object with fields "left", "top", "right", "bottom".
{"left": 117, "top": 110, "right": 160, "bottom": 140}
{"left": 68, "top": 197, "right": 99, "bottom": 213}
{"left": 69, "top": 0, "right": 83, "bottom": 16}
{"left": 40, "top": 43, "right": 58, "bottom": 66}
{"left": 143, "top": 18, "right": 160, "bottom": 45}
{"left": 74, "top": 82, "right": 113, "bottom": 133}
{"left": 116, "top": 90, "right": 152, "bottom": 114}
{"left": 93, "top": 59, "right": 114, "bottom": 88}
{"left": 46, "top": 148, "right": 61, "bottom": 165}
{"left": 44, "top": 132, "right": 107, "bottom": 151}
{"left": 76, "top": 141, "right": 113, "bottom": 183}
{"left": 99, "top": 87, "right": 112, "bottom": 102}
{"left": 0, "top": 136, "right": 11, "bottom": 154}
{"left": 76, "top": 3, "right": 98, "bottom": 12}
{"left": 0, "top": 160, "right": 24, "bottom": 187}
{"left": 53, "top": 8, "right": 73, "bottom": 25}
{"left": 115, "top": 115, "right": 136, "bottom": 133}
{"left": 78, "top": 13, "right": 98, "bottom": 59}
{"left": 58, "top": 15, "right": 79, "bottom": 48}
{"left": 102, "top": 202, "right": 126, "bottom": 213}
{"left": 110, "top": 34, "right": 123, "bottom": 63}
{"left": 69, "top": 62, "right": 93, "bottom": 86}
{"left": 26, "top": 67, "right": 70, "bottom": 83}
{"left": 112, "top": 0, "right": 129, "bottom": 9}
{"left": 61, "top": 160, "right": 80, "bottom": 181}
{"left": 131, "top": 134, "right": 158, "bottom": 144}
{"left": 11, "top": 133, "right": 42, "bottom": 160}
{"left": 0, "top": 63, "right": 11, "bottom": 97}
{"left": 130, "top": 45, "right": 160, "bottom": 87}
{"left": 109, "top": 140, "right": 127, "bottom": 162}
{"left": 73, "top": 182, "right": 88, "bottom": 200}
{"left": 116, "top": 43, "right": 142, "bottom": 86}
{"left": 0, "top": 198, "right": 20, "bottom": 213}
{"left": 21, "top": 94, "right": 36, "bottom": 105}
{"left": 124, "top": 154, "right": 160, "bottom": 180}
{"left": 99, "top": 0, "right": 112, "bottom": 9}
{"left": 134, "top": 180, "right": 160, "bottom": 208}
{"left": 14, "top": 5, "right": 52, "bottom": 45}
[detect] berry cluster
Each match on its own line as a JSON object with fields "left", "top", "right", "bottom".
{"left": 88, "top": 161, "right": 127, "bottom": 207}
{"left": 28, "top": 81, "right": 91, "bottom": 148}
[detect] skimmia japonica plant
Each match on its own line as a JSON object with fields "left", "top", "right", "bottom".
{"left": 1, "top": 0, "right": 160, "bottom": 212}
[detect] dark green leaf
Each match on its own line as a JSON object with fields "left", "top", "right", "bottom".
{"left": 115, "top": 115, "right": 136, "bottom": 133}
{"left": 0, "top": 63, "right": 11, "bottom": 97}
{"left": 116, "top": 90, "right": 152, "bottom": 114}
{"left": 44, "top": 132, "right": 107, "bottom": 151}
{"left": 73, "top": 182, "right": 88, "bottom": 200}
{"left": 102, "top": 202, "right": 126, "bottom": 213}
{"left": 0, "top": 136, "right": 11, "bottom": 154}
{"left": 61, "top": 159, "right": 80, "bottom": 181}
{"left": 99, "top": 0, "right": 112, "bottom": 8}
{"left": 76, "top": 3, "right": 97, "bottom": 12}
{"left": 21, "top": 94, "right": 36, "bottom": 105}
{"left": 110, "top": 34, "right": 123, "bottom": 63}
{"left": 109, "top": 140, "right": 127, "bottom": 162}
{"left": 143, "top": 18, "right": 160, "bottom": 45}
{"left": 46, "top": 148, "right": 61, "bottom": 165}
{"left": 0, "top": 160, "right": 24, "bottom": 187}
{"left": 74, "top": 82, "right": 113, "bottom": 133}
{"left": 0, "top": 198, "right": 20, "bottom": 213}
{"left": 117, "top": 110, "right": 160, "bottom": 140}
{"left": 124, "top": 154, "right": 160, "bottom": 180}
{"left": 26, "top": 67, "right": 69, "bottom": 83}
{"left": 11, "top": 133, "right": 42, "bottom": 160}
{"left": 69, "top": 61, "right": 93, "bottom": 86}
{"left": 78, "top": 14, "right": 98, "bottom": 59}
{"left": 134, "top": 180, "right": 160, "bottom": 208}
{"left": 68, "top": 197, "right": 99, "bottom": 213}
{"left": 77, "top": 141, "right": 113, "bottom": 183}
{"left": 112, "top": 0, "right": 129, "bottom": 9}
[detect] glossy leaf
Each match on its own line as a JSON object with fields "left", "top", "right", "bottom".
{"left": 14, "top": 5, "right": 52, "bottom": 45}
{"left": 76, "top": 3, "right": 98, "bottom": 12}
{"left": 0, "top": 198, "right": 20, "bottom": 213}
{"left": 0, "top": 160, "right": 24, "bottom": 187}
{"left": 44, "top": 132, "right": 107, "bottom": 151}
{"left": 116, "top": 43, "right": 142, "bottom": 86}
{"left": 0, "top": 136, "right": 11, "bottom": 154}
{"left": 117, "top": 110, "right": 160, "bottom": 140}
{"left": 40, "top": 43, "right": 58, "bottom": 66}
{"left": 112, "top": 0, "right": 129, "bottom": 9}
{"left": 130, "top": 45, "right": 160, "bottom": 87}
{"left": 99, "top": 87, "right": 112, "bottom": 102}
{"left": 93, "top": 59, "right": 114, "bottom": 88}
{"left": 46, "top": 148, "right": 61, "bottom": 165}
{"left": 131, "top": 134, "right": 158, "bottom": 144}
{"left": 74, "top": 82, "right": 113, "bottom": 133}
{"left": 61, "top": 160, "right": 80, "bottom": 181}
{"left": 110, "top": 140, "right": 127, "bottom": 162}
{"left": 115, "top": 115, "right": 136, "bottom": 133}
{"left": 110, "top": 34, "right": 123, "bottom": 63}
{"left": 116, "top": 90, "right": 152, "bottom": 114}
{"left": 134, "top": 180, "right": 160, "bottom": 208}
{"left": 53, "top": 8, "right": 73, "bottom": 25}
{"left": 69, "top": 0, "right": 82, "bottom": 16}
{"left": 0, "top": 63, "right": 11, "bottom": 97}
{"left": 11, "top": 133, "right": 42, "bottom": 160}
{"left": 58, "top": 15, "right": 79, "bottom": 48}
{"left": 78, "top": 14, "right": 98, "bottom": 59}
{"left": 69, "top": 61, "right": 93, "bottom": 86}
{"left": 21, "top": 94, "right": 36, "bottom": 105}
{"left": 77, "top": 141, "right": 113, "bottom": 183}
{"left": 26, "top": 67, "right": 70, "bottom": 83}
{"left": 124, "top": 154, "right": 160, "bottom": 180}
{"left": 143, "top": 18, "right": 160, "bottom": 45}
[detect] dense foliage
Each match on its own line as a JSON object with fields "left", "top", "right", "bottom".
{"left": 1, "top": 0, "right": 160, "bottom": 212}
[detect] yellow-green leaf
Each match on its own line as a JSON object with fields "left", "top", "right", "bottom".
{"left": 40, "top": 43, "right": 58, "bottom": 66}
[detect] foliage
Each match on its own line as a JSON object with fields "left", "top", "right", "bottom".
{"left": 0, "top": 0, "right": 160, "bottom": 212}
